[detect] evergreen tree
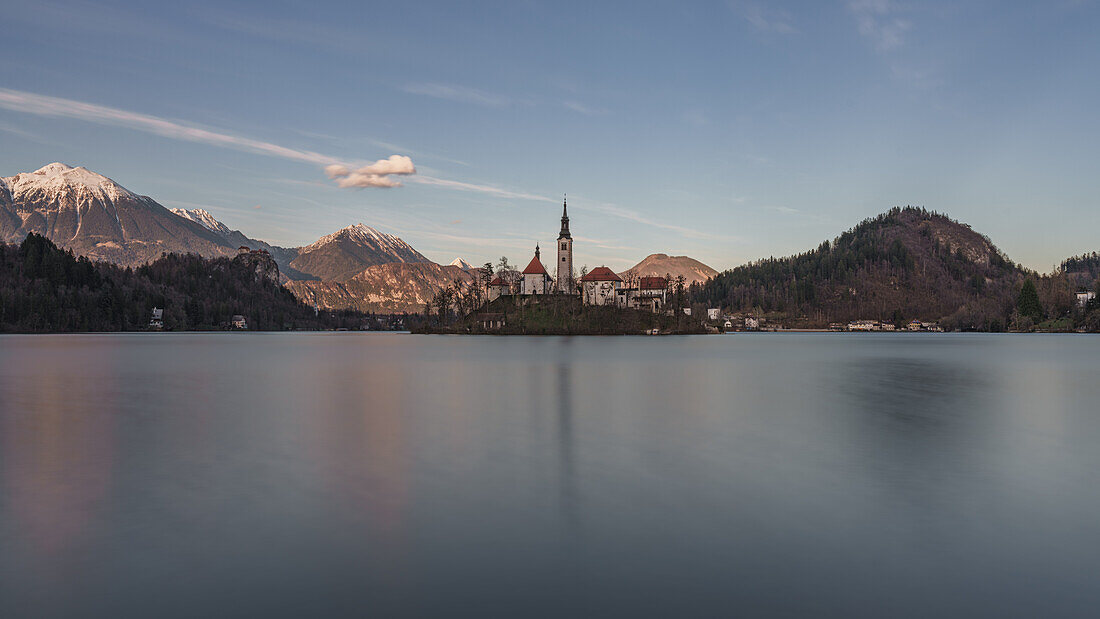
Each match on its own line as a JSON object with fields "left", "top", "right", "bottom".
{"left": 1017, "top": 279, "right": 1043, "bottom": 322}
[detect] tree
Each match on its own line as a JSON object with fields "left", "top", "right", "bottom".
{"left": 1017, "top": 279, "right": 1043, "bottom": 322}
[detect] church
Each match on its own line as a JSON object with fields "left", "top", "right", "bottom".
{"left": 516, "top": 198, "right": 574, "bottom": 295}
{"left": 495, "top": 197, "right": 664, "bottom": 311}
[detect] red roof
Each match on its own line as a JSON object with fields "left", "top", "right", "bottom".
{"left": 639, "top": 276, "right": 668, "bottom": 290}
{"left": 580, "top": 266, "right": 622, "bottom": 282}
{"left": 522, "top": 256, "right": 548, "bottom": 275}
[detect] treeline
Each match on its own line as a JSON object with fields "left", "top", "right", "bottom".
{"left": 691, "top": 207, "right": 1030, "bottom": 330}
{"left": 0, "top": 234, "right": 366, "bottom": 332}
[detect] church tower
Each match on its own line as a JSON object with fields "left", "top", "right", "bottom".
{"left": 556, "top": 197, "right": 573, "bottom": 293}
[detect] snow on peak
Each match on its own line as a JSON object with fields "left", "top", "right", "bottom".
{"left": 302, "top": 222, "right": 426, "bottom": 262}
{"left": 450, "top": 257, "right": 474, "bottom": 270}
{"left": 3, "top": 162, "right": 136, "bottom": 201}
{"left": 170, "top": 207, "right": 231, "bottom": 235}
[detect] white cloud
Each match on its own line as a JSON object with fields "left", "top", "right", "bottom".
{"left": 848, "top": 0, "right": 910, "bottom": 51}
{"left": 401, "top": 83, "right": 511, "bottom": 107}
{"left": 326, "top": 155, "right": 416, "bottom": 188}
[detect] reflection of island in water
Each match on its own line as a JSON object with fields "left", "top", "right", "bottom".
{"left": 556, "top": 352, "right": 578, "bottom": 533}
{"left": 837, "top": 355, "right": 994, "bottom": 505}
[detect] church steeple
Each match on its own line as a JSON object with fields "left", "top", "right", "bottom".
{"left": 558, "top": 196, "right": 571, "bottom": 240}
{"left": 535, "top": 243, "right": 541, "bottom": 261}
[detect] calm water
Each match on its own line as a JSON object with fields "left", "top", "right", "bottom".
{"left": 2, "top": 333, "right": 1099, "bottom": 617}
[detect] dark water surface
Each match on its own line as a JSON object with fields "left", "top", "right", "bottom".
{"left": 2, "top": 333, "right": 1099, "bottom": 617}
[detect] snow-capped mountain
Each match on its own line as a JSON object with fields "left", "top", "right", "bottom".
{"left": 290, "top": 223, "right": 431, "bottom": 281}
{"left": 449, "top": 257, "right": 475, "bottom": 270}
{"left": 170, "top": 207, "right": 232, "bottom": 236}
{"left": 2, "top": 163, "right": 453, "bottom": 310}
{"left": 1, "top": 163, "right": 233, "bottom": 266}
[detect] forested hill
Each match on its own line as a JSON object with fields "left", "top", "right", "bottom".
{"left": 0, "top": 234, "right": 364, "bottom": 332}
{"left": 693, "top": 207, "right": 1026, "bottom": 329}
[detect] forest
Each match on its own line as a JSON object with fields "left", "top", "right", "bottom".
{"left": 692, "top": 207, "right": 1100, "bottom": 331}
{"left": 0, "top": 233, "right": 368, "bottom": 332}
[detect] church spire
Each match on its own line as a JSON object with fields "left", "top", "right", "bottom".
{"left": 558, "top": 195, "right": 571, "bottom": 240}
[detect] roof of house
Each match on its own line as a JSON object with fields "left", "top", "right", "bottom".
{"left": 580, "top": 266, "right": 622, "bottom": 282}
{"left": 639, "top": 276, "right": 668, "bottom": 290}
{"left": 522, "top": 256, "right": 549, "bottom": 275}
{"left": 489, "top": 276, "right": 505, "bottom": 286}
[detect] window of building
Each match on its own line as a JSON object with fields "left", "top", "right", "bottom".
{"left": 561, "top": 243, "right": 567, "bottom": 250}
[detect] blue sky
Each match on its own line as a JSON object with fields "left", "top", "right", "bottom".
{"left": 1, "top": 0, "right": 1097, "bottom": 272}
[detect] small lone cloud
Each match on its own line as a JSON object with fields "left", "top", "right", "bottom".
{"left": 252, "top": 204, "right": 263, "bottom": 209}
{"left": 325, "top": 155, "right": 417, "bottom": 188}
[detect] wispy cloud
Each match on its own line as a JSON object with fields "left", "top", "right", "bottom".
{"left": 401, "top": 83, "right": 511, "bottom": 107}
{"left": 0, "top": 88, "right": 414, "bottom": 189}
{"left": 563, "top": 101, "right": 606, "bottom": 115}
{"left": 848, "top": 0, "right": 909, "bottom": 52}
{"left": 581, "top": 200, "right": 737, "bottom": 241}
{"left": 409, "top": 175, "right": 557, "bottom": 202}
{"left": 0, "top": 88, "right": 342, "bottom": 166}
{"left": 736, "top": 2, "right": 797, "bottom": 34}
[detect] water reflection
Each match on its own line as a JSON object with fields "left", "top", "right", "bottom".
{"left": 555, "top": 345, "right": 578, "bottom": 533}
{"left": 2, "top": 333, "right": 1100, "bottom": 617}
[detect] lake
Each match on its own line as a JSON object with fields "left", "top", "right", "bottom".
{"left": 2, "top": 333, "right": 1099, "bottom": 617}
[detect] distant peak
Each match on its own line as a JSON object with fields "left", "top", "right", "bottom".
{"left": 33, "top": 162, "right": 75, "bottom": 175}
{"left": 6, "top": 162, "right": 135, "bottom": 200}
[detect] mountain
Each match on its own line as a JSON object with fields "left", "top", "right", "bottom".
{"left": 285, "top": 262, "right": 474, "bottom": 314}
{"left": 693, "top": 207, "right": 1026, "bottom": 330}
{"left": 621, "top": 254, "right": 717, "bottom": 286}
{"left": 1, "top": 163, "right": 234, "bottom": 266}
{"left": 169, "top": 207, "right": 232, "bottom": 236}
{"left": 450, "top": 257, "right": 475, "bottom": 270}
{"left": 289, "top": 223, "right": 431, "bottom": 281}
{"left": 168, "top": 206, "right": 306, "bottom": 278}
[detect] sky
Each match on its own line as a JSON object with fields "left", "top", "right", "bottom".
{"left": 1, "top": 0, "right": 1097, "bottom": 272}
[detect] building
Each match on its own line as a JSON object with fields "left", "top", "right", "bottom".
{"left": 1077, "top": 290, "right": 1096, "bottom": 308}
{"left": 521, "top": 245, "right": 552, "bottom": 295}
{"left": 629, "top": 277, "right": 668, "bottom": 312}
{"left": 149, "top": 307, "right": 164, "bottom": 329}
{"left": 744, "top": 316, "right": 759, "bottom": 330}
{"left": 620, "top": 276, "right": 668, "bottom": 312}
{"left": 580, "top": 266, "right": 622, "bottom": 306}
{"left": 707, "top": 308, "right": 720, "bottom": 321}
{"left": 231, "top": 315, "right": 248, "bottom": 329}
{"left": 476, "top": 313, "right": 505, "bottom": 330}
{"left": 556, "top": 198, "right": 573, "bottom": 293}
{"left": 488, "top": 276, "right": 508, "bottom": 301}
